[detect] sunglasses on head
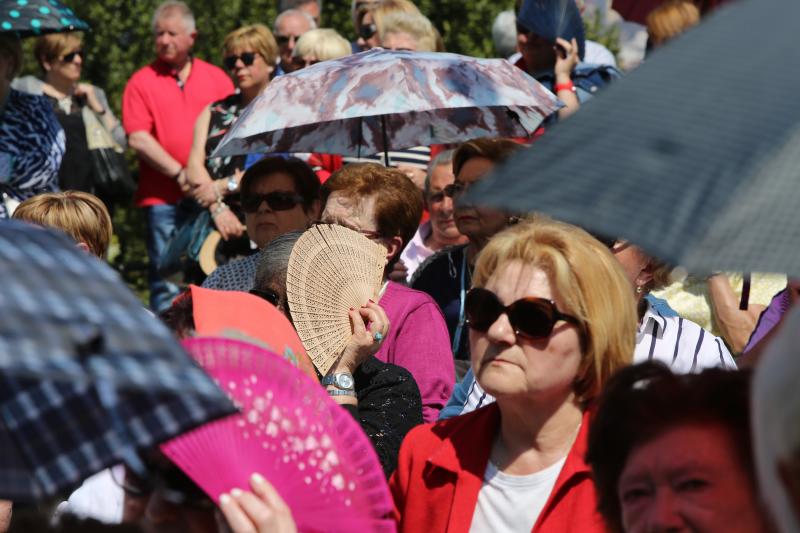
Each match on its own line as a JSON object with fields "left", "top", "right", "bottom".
{"left": 241, "top": 191, "right": 305, "bottom": 213}
{"left": 465, "top": 287, "right": 582, "bottom": 340}
{"left": 61, "top": 49, "right": 84, "bottom": 63}
{"left": 275, "top": 34, "right": 301, "bottom": 46}
{"left": 223, "top": 52, "right": 258, "bottom": 71}
{"left": 358, "top": 23, "right": 377, "bottom": 40}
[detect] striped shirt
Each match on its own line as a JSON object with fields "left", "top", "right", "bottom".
{"left": 453, "top": 302, "right": 736, "bottom": 418}
{"left": 342, "top": 146, "right": 431, "bottom": 170}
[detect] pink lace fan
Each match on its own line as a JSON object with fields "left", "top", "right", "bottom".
{"left": 161, "top": 337, "right": 394, "bottom": 533}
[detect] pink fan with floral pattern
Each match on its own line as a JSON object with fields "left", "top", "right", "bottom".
{"left": 161, "top": 337, "right": 394, "bottom": 533}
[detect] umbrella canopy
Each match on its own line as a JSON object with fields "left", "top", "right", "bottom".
{"left": 212, "top": 49, "right": 560, "bottom": 158}
{"left": 466, "top": 0, "right": 800, "bottom": 276}
{"left": 0, "top": 221, "right": 235, "bottom": 502}
{"left": 0, "top": 0, "right": 88, "bottom": 36}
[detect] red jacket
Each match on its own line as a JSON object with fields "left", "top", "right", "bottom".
{"left": 389, "top": 404, "right": 607, "bottom": 533}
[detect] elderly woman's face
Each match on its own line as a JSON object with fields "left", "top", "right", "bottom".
{"left": 244, "top": 172, "right": 315, "bottom": 249}
{"left": 470, "top": 260, "right": 583, "bottom": 400}
{"left": 453, "top": 157, "right": 510, "bottom": 245}
{"left": 618, "top": 423, "right": 766, "bottom": 533}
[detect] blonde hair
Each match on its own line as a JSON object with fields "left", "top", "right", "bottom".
{"left": 379, "top": 11, "right": 437, "bottom": 52}
{"left": 646, "top": 0, "right": 700, "bottom": 47}
{"left": 368, "top": 0, "right": 420, "bottom": 35}
{"left": 0, "top": 34, "right": 22, "bottom": 81}
{"left": 13, "top": 191, "right": 113, "bottom": 258}
{"left": 224, "top": 24, "right": 279, "bottom": 67}
{"left": 293, "top": 29, "right": 351, "bottom": 62}
{"left": 473, "top": 216, "right": 637, "bottom": 403}
{"left": 34, "top": 32, "right": 83, "bottom": 71}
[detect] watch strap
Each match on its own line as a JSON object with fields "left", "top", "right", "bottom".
{"left": 327, "top": 389, "right": 356, "bottom": 397}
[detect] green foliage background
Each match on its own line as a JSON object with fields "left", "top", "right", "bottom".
{"left": 22, "top": 0, "right": 617, "bottom": 301}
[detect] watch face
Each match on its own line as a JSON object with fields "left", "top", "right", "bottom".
{"left": 227, "top": 178, "right": 238, "bottom": 192}
{"left": 335, "top": 373, "right": 354, "bottom": 389}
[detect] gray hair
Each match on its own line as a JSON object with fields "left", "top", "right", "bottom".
{"left": 152, "top": 1, "right": 196, "bottom": 34}
{"left": 273, "top": 9, "right": 318, "bottom": 33}
{"left": 492, "top": 10, "right": 518, "bottom": 58}
{"left": 279, "top": 0, "right": 322, "bottom": 13}
{"left": 424, "top": 149, "right": 455, "bottom": 198}
{"left": 254, "top": 230, "right": 304, "bottom": 292}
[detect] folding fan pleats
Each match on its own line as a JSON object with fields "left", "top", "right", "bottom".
{"left": 287, "top": 224, "right": 387, "bottom": 375}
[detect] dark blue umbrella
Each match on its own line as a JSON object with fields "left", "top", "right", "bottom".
{"left": 0, "top": 221, "right": 235, "bottom": 502}
{"left": 517, "top": 0, "right": 586, "bottom": 60}
{"left": 0, "top": 0, "right": 88, "bottom": 37}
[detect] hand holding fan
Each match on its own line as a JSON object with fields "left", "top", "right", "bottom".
{"left": 286, "top": 224, "right": 387, "bottom": 375}
{"left": 161, "top": 337, "right": 393, "bottom": 532}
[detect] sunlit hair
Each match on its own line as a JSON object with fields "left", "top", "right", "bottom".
{"left": 273, "top": 9, "right": 317, "bottom": 33}
{"left": 379, "top": 11, "right": 437, "bottom": 52}
{"left": 223, "top": 24, "right": 279, "bottom": 67}
{"left": 34, "top": 32, "right": 83, "bottom": 71}
{"left": 453, "top": 137, "right": 522, "bottom": 177}
{"left": 472, "top": 216, "right": 637, "bottom": 402}
{"left": 13, "top": 191, "right": 113, "bottom": 258}
{"left": 152, "top": 0, "right": 196, "bottom": 34}
{"left": 0, "top": 33, "right": 22, "bottom": 81}
{"left": 367, "top": 0, "right": 421, "bottom": 37}
{"left": 646, "top": 0, "right": 700, "bottom": 47}
{"left": 424, "top": 149, "right": 454, "bottom": 198}
{"left": 322, "top": 163, "right": 422, "bottom": 268}
{"left": 293, "top": 29, "right": 351, "bottom": 61}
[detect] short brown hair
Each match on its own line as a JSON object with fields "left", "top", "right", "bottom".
{"left": 239, "top": 156, "right": 321, "bottom": 212}
{"left": 646, "top": 0, "right": 700, "bottom": 47}
{"left": 13, "top": 191, "right": 113, "bottom": 258}
{"left": 0, "top": 34, "right": 22, "bottom": 81}
{"left": 223, "top": 24, "right": 279, "bottom": 68}
{"left": 473, "top": 216, "right": 637, "bottom": 403}
{"left": 34, "top": 32, "right": 83, "bottom": 71}
{"left": 322, "top": 163, "right": 423, "bottom": 259}
{"left": 453, "top": 137, "right": 523, "bottom": 177}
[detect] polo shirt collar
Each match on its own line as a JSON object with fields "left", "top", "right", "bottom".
{"left": 639, "top": 300, "right": 668, "bottom": 337}
{"left": 154, "top": 56, "right": 193, "bottom": 78}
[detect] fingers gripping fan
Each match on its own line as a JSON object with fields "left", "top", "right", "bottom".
{"left": 161, "top": 338, "right": 394, "bottom": 532}
{"left": 287, "top": 224, "right": 386, "bottom": 375}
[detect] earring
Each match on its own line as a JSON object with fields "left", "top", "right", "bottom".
{"left": 507, "top": 215, "right": 520, "bottom": 225}
{"left": 635, "top": 285, "right": 643, "bottom": 294}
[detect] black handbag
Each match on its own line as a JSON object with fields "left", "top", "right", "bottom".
{"left": 83, "top": 107, "right": 136, "bottom": 202}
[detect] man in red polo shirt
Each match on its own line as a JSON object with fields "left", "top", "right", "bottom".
{"left": 123, "top": 0, "right": 233, "bottom": 313}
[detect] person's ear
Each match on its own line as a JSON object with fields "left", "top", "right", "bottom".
{"left": 42, "top": 59, "right": 52, "bottom": 72}
{"left": 76, "top": 242, "right": 91, "bottom": 254}
{"left": 636, "top": 259, "right": 656, "bottom": 292}
{"left": 384, "top": 236, "right": 403, "bottom": 263}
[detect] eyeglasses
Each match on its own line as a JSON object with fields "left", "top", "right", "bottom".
{"left": 313, "top": 220, "right": 383, "bottom": 240}
{"left": 275, "top": 34, "right": 302, "bottom": 46}
{"left": 358, "top": 23, "right": 377, "bottom": 40}
{"left": 241, "top": 191, "right": 305, "bottom": 213}
{"left": 223, "top": 52, "right": 258, "bottom": 71}
{"left": 249, "top": 288, "right": 281, "bottom": 307}
{"left": 290, "top": 55, "right": 320, "bottom": 69}
{"left": 61, "top": 49, "right": 84, "bottom": 63}
{"left": 465, "top": 287, "right": 582, "bottom": 340}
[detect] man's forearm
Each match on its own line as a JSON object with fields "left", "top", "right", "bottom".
{"left": 128, "top": 131, "right": 183, "bottom": 177}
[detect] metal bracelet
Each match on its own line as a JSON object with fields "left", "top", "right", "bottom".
{"left": 327, "top": 389, "right": 356, "bottom": 397}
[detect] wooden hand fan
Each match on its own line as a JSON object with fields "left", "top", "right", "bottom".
{"left": 287, "top": 224, "right": 387, "bottom": 375}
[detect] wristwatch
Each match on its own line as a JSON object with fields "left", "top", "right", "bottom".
{"left": 321, "top": 372, "right": 355, "bottom": 390}
{"left": 226, "top": 176, "right": 238, "bottom": 192}
{"left": 328, "top": 389, "right": 356, "bottom": 397}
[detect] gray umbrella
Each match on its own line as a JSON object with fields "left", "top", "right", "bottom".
{"left": 466, "top": 0, "right": 800, "bottom": 275}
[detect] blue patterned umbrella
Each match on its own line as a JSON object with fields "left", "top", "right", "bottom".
{"left": 0, "top": 221, "right": 235, "bottom": 502}
{"left": 0, "top": 0, "right": 88, "bottom": 37}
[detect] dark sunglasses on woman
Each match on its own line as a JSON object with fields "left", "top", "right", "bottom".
{"left": 241, "top": 191, "right": 305, "bottom": 213}
{"left": 359, "top": 23, "right": 377, "bottom": 40}
{"left": 223, "top": 52, "right": 258, "bottom": 71}
{"left": 61, "top": 50, "right": 84, "bottom": 63}
{"left": 465, "top": 287, "right": 582, "bottom": 340}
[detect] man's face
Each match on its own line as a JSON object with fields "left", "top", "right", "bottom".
{"left": 154, "top": 14, "right": 196, "bottom": 66}
{"left": 276, "top": 13, "right": 313, "bottom": 72}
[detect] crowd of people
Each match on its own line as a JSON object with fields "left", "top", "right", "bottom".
{"left": 0, "top": 0, "right": 797, "bottom": 532}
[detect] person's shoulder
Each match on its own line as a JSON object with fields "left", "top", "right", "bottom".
{"left": 409, "top": 244, "right": 465, "bottom": 288}
{"left": 662, "top": 314, "right": 735, "bottom": 370}
{"left": 6, "top": 89, "right": 53, "bottom": 117}
{"left": 360, "top": 355, "right": 416, "bottom": 385}
{"left": 385, "top": 281, "right": 445, "bottom": 313}
{"left": 127, "top": 62, "right": 159, "bottom": 84}
{"left": 404, "top": 404, "right": 492, "bottom": 448}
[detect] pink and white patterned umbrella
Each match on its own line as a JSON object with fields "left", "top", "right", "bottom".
{"left": 212, "top": 48, "right": 560, "bottom": 158}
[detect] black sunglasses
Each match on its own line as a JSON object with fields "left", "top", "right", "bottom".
{"left": 275, "top": 34, "right": 301, "bottom": 46}
{"left": 61, "top": 49, "right": 84, "bottom": 63}
{"left": 223, "top": 52, "right": 258, "bottom": 71}
{"left": 465, "top": 287, "right": 581, "bottom": 340}
{"left": 242, "top": 191, "right": 305, "bottom": 213}
{"left": 249, "top": 288, "right": 281, "bottom": 307}
{"left": 359, "top": 23, "right": 377, "bottom": 40}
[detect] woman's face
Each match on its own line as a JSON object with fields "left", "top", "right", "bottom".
{"left": 453, "top": 156, "right": 510, "bottom": 245}
{"left": 470, "top": 261, "right": 583, "bottom": 401}
{"left": 356, "top": 12, "right": 381, "bottom": 51}
{"left": 225, "top": 47, "right": 272, "bottom": 92}
{"left": 618, "top": 423, "right": 767, "bottom": 533}
{"left": 47, "top": 45, "right": 83, "bottom": 83}
{"left": 244, "top": 172, "right": 316, "bottom": 249}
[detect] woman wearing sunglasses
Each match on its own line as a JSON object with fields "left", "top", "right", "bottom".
{"left": 13, "top": 32, "right": 124, "bottom": 197}
{"left": 185, "top": 24, "right": 278, "bottom": 243}
{"left": 391, "top": 217, "right": 637, "bottom": 533}
{"left": 202, "top": 156, "right": 321, "bottom": 292}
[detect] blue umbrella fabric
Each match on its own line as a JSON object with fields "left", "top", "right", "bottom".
{"left": 0, "top": 221, "right": 235, "bottom": 502}
{"left": 466, "top": 0, "right": 800, "bottom": 276}
{"left": 0, "top": 0, "right": 88, "bottom": 37}
{"left": 517, "top": 0, "right": 586, "bottom": 60}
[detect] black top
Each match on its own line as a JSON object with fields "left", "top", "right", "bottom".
{"left": 47, "top": 95, "right": 92, "bottom": 193}
{"left": 340, "top": 356, "right": 423, "bottom": 478}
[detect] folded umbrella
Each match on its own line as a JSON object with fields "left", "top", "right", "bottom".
{"left": 467, "top": 0, "right": 800, "bottom": 276}
{"left": 0, "top": 0, "right": 88, "bottom": 37}
{"left": 0, "top": 221, "right": 235, "bottom": 502}
{"left": 212, "top": 48, "right": 560, "bottom": 159}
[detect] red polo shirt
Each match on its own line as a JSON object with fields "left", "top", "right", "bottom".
{"left": 122, "top": 58, "right": 234, "bottom": 207}
{"left": 390, "top": 404, "right": 607, "bottom": 533}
